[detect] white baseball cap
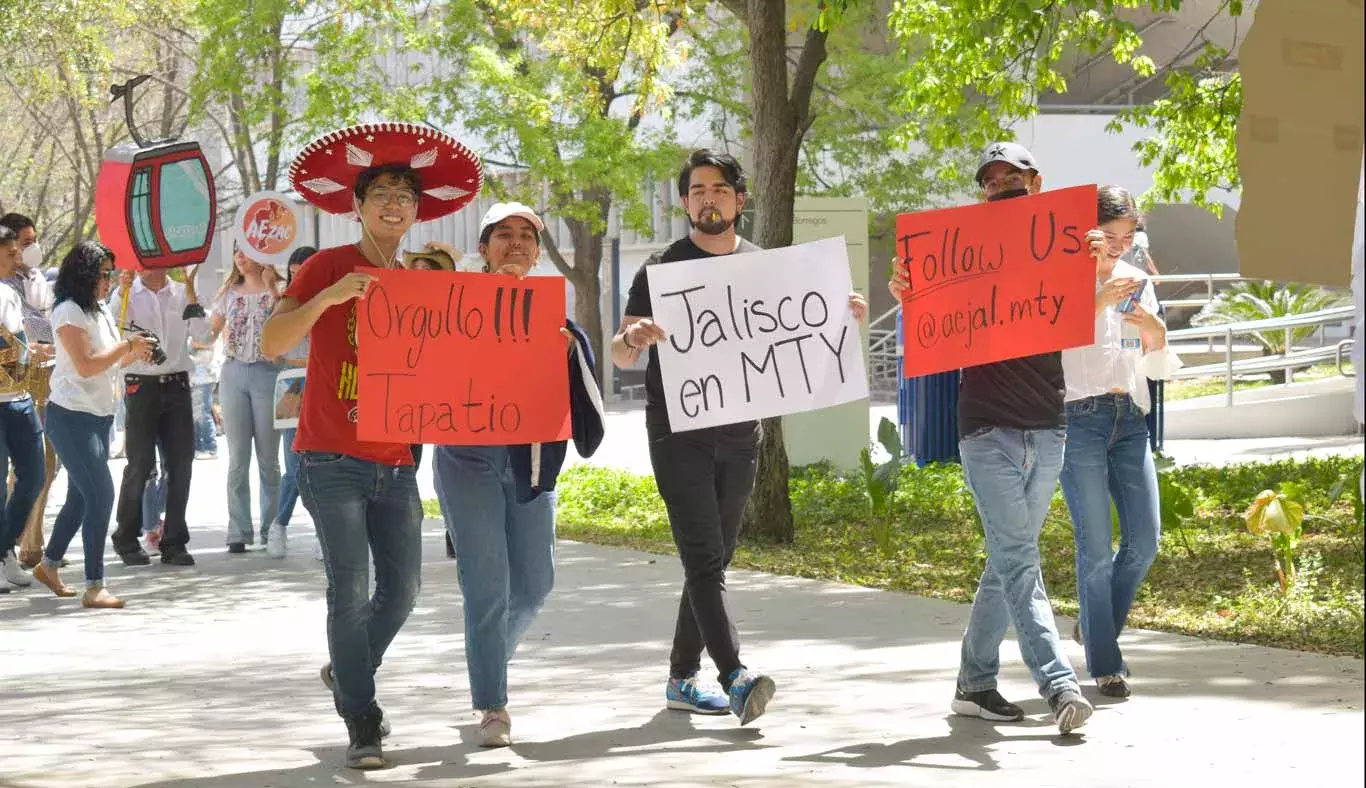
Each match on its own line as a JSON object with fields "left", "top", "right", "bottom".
{"left": 479, "top": 202, "right": 545, "bottom": 238}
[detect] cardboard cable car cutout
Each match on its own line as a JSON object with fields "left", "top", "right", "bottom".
{"left": 95, "top": 75, "right": 217, "bottom": 274}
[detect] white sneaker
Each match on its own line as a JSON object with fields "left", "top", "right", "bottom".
{"left": 478, "top": 709, "right": 512, "bottom": 747}
{"left": 1, "top": 551, "right": 33, "bottom": 587}
{"left": 266, "top": 523, "right": 287, "bottom": 558}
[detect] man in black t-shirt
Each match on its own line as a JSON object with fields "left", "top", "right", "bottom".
{"left": 889, "top": 142, "right": 1092, "bottom": 735}
{"left": 612, "top": 150, "right": 776, "bottom": 726}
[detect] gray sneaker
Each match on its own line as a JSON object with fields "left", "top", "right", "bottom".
{"left": 343, "top": 710, "right": 385, "bottom": 770}
{"left": 321, "top": 664, "right": 392, "bottom": 738}
{"left": 1048, "top": 689, "right": 1094, "bottom": 734}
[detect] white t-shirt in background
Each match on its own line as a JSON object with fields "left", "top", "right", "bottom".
{"left": 0, "top": 286, "right": 30, "bottom": 404}
{"left": 50, "top": 299, "right": 122, "bottom": 417}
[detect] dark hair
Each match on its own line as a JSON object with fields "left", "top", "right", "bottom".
{"left": 0, "top": 225, "right": 15, "bottom": 245}
{"left": 0, "top": 213, "right": 34, "bottom": 235}
{"left": 1098, "top": 185, "right": 1140, "bottom": 225}
{"left": 676, "top": 149, "right": 747, "bottom": 198}
{"left": 286, "top": 245, "right": 317, "bottom": 285}
{"left": 54, "top": 241, "right": 114, "bottom": 314}
{"left": 353, "top": 163, "right": 423, "bottom": 202}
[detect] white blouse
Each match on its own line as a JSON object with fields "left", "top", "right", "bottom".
{"left": 1062, "top": 260, "right": 1184, "bottom": 414}
{"left": 50, "top": 300, "right": 123, "bottom": 417}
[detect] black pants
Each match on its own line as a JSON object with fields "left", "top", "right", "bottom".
{"left": 113, "top": 373, "right": 195, "bottom": 555}
{"left": 649, "top": 424, "right": 760, "bottom": 687}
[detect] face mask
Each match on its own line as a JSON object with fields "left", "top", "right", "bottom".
{"left": 21, "top": 243, "right": 42, "bottom": 268}
{"left": 986, "top": 188, "right": 1031, "bottom": 202}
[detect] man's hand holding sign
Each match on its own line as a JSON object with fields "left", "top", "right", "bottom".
{"left": 643, "top": 237, "right": 869, "bottom": 432}
{"left": 890, "top": 185, "right": 1098, "bottom": 378}
{"left": 356, "top": 269, "right": 570, "bottom": 444}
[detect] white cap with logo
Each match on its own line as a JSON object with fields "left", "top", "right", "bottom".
{"left": 479, "top": 202, "right": 545, "bottom": 237}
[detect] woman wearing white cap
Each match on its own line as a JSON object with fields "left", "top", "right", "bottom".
{"left": 432, "top": 201, "right": 604, "bottom": 748}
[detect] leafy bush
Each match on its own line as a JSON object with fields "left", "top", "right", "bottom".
{"left": 509, "top": 454, "right": 1365, "bottom": 656}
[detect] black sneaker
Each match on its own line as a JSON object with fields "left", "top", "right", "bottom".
{"left": 343, "top": 709, "right": 386, "bottom": 770}
{"left": 161, "top": 550, "right": 196, "bottom": 567}
{"left": 1048, "top": 688, "right": 1094, "bottom": 734}
{"left": 227, "top": 543, "right": 247, "bottom": 554}
{"left": 321, "top": 664, "right": 391, "bottom": 738}
{"left": 951, "top": 687, "right": 1024, "bottom": 722}
{"left": 1096, "top": 675, "right": 1131, "bottom": 698}
{"left": 118, "top": 548, "right": 152, "bottom": 566}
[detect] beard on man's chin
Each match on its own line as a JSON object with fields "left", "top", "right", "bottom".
{"left": 691, "top": 208, "right": 735, "bottom": 236}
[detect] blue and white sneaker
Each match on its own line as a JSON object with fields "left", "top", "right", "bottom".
{"left": 726, "top": 668, "right": 776, "bottom": 726}
{"left": 666, "top": 675, "right": 730, "bottom": 715}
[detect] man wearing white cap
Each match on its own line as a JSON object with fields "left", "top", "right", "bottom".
{"left": 889, "top": 141, "right": 1092, "bottom": 735}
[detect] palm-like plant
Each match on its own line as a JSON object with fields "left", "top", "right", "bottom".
{"left": 1192, "top": 281, "right": 1349, "bottom": 383}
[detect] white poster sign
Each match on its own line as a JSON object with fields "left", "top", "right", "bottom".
{"left": 647, "top": 237, "right": 869, "bottom": 431}
{"left": 232, "top": 190, "right": 309, "bottom": 272}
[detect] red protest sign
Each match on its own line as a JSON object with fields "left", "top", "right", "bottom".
{"left": 356, "top": 269, "right": 570, "bottom": 445}
{"left": 895, "top": 185, "right": 1098, "bottom": 378}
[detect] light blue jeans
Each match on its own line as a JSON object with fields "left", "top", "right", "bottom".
{"left": 957, "top": 426, "right": 1079, "bottom": 700}
{"left": 220, "top": 359, "right": 281, "bottom": 545}
{"left": 435, "top": 445, "right": 556, "bottom": 711}
{"left": 277, "top": 427, "right": 300, "bottom": 525}
{"left": 1060, "top": 394, "right": 1161, "bottom": 679}
{"left": 298, "top": 451, "right": 423, "bottom": 719}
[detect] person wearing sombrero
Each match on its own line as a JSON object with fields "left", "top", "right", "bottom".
{"left": 262, "top": 122, "right": 481, "bottom": 770}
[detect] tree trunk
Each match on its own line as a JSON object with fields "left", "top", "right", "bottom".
{"left": 739, "top": 0, "right": 830, "bottom": 545}
{"left": 552, "top": 191, "right": 611, "bottom": 386}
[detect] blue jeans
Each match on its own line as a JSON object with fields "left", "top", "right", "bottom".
{"left": 435, "top": 445, "right": 556, "bottom": 711}
{"left": 220, "top": 360, "right": 281, "bottom": 545}
{"left": 277, "top": 428, "right": 300, "bottom": 525}
{"left": 957, "top": 426, "right": 1079, "bottom": 700}
{"left": 42, "top": 403, "right": 115, "bottom": 585}
{"left": 192, "top": 383, "right": 217, "bottom": 453}
{"left": 0, "top": 397, "right": 46, "bottom": 556}
{"left": 1060, "top": 394, "right": 1161, "bottom": 678}
{"left": 298, "top": 451, "right": 423, "bottom": 718}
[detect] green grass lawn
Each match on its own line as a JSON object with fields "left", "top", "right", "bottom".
{"left": 423, "top": 456, "right": 1366, "bottom": 658}
{"left": 1164, "top": 363, "right": 1345, "bottom": 401}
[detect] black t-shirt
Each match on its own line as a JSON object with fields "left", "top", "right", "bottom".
{"left": 624, "top": 236, "right": 764, "bottom": 438}
{"left": 957, "top": 351, "right": 1066, "bottom": 438}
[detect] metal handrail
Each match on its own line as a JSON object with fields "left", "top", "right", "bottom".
{"left": 1339, "top": 339, "right": 1357, "bottom": 377}
{"left": 1166, "top": 306, "right": 1355, "bottom": 340}
{"left": 1164, "top": 306, "right": 1356, "bottom": 406}
{"left": 868, "top": 306, "right": 900, "bottom": 332}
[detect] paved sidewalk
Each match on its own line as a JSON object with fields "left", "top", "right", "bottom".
{"left": 3, "top": 453, "right": 1363, "bottom": 788}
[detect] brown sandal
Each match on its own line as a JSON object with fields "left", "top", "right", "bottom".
{"left": 32, "top": 563, "right": 76, "bottom": 598}
{"left": 82, "top": 588, "right": 124, "bottom": 609}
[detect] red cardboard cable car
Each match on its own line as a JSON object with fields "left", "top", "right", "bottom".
{"left": 94, "top": 76, "right": 217, "bottom": 270}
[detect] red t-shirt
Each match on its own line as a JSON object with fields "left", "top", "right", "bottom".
{"left": 284, "top": 245, "right": 413, "bottom": 466}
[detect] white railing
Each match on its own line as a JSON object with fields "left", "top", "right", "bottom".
{"left": 1165, "top": 305, "right": 1357, "bottom": 406}
{"left": 1150, "top": 272, "right": 1244, "bottom": 312}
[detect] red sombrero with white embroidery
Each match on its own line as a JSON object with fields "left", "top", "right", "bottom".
{"left": 287, "top": 122, "right": 482, "bottom": 223}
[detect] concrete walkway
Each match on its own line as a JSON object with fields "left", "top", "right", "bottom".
{"left": 3, "top": 451, "right": 1363, "bottom": 787}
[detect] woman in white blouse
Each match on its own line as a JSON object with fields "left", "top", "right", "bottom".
{"left": 207, "top": 247, "right": 282, "bottom": 553}
{"left": 1060, "top": 185, "right": 1182, "bottom": 699}
{"left": 30, "top": 242, "right": 155, "bottom": 608}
